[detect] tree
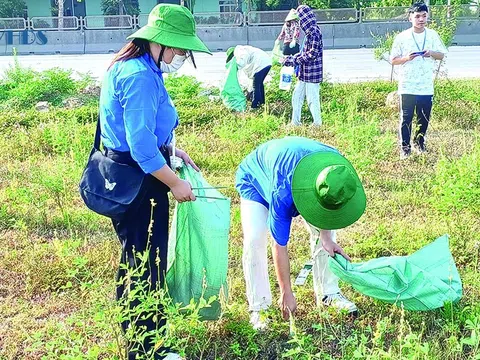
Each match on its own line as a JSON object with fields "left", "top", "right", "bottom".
{"left": 101, "top": 0, "right": 140, "bottom": 16}
{"left": 0, "top": 0, "right": 26, "bottom": 18}
{"left": 249, "top": 0, "right": 298, "bottom": 10}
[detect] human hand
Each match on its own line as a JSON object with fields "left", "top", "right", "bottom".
{"left": 170, "top": 179, "right": 196, "bottom": 203}
{"left": 405, "top": 52, "right": 421, "bottom": 62}
{"left": 322, "top": 240, "right": 351, "bottom": 261}
{"left": 278, "top": 291, "right": 297, "bottom": 320}
{"left": 175, "top": 148, "right": 200, "bottom": 171}
{"left": 282, "top": 55, "right": 293, "bottom": 66}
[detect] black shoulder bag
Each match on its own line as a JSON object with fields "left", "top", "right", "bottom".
{"left": 79, "top": 117, "right": 146, "bottom": 221}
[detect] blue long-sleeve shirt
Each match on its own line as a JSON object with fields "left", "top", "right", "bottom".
{"left": 99, "top": 53, "right": 178, "bottom": 174}
{"left": 235, "top": 137, "right": 338, "bottom": 246}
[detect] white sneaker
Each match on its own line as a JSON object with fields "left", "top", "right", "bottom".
{"left": 322, "top": 292, "right": 358, "bottom": 314}
{"left": 250, "top": 311, "right": 269, "bottom": 331}
{"left": 413, "top": 142, "right": 427, "bottom": 155}
{"left": 164, "top": 353, "right": 184, "bottom": 360}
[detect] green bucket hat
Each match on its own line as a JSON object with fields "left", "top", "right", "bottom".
{"left": 226, "top": 46, "right": 235, "bottom": 58}
{"left": 127, "top": 4, "right": 211, "bottom": 54}
{"left": 292, "top": 152, "right": 366, "bottom": 230}
{"left": 226, "top": 46, "right": 235, "bottom": 63}
{"left": 285, "top": 9, "right": 299, "bottom": 22}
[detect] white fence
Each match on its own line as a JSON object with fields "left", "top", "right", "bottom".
{"left": 247, "top": 8, "right": 358, "bottom": 25}
{"left": 362, "top": 4, "right": 479, "bottom": 22}
{"left": 0, "top": 18, "right": 27, "bottom": 31}
{"left": 31, "top": 16, "right": 80, "bottom": 30}
{"left": 83, "top": 15, "right": 133, "bottom": 30}
{"left": 0, "top": 6, "right": 478, "bottom": 31}
{"left": 194, "top": 12, "right": 244, "bottom": 27}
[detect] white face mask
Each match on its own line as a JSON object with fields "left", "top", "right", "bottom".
{"left": 160, "top": 54, "right": 186, "bottom": 73}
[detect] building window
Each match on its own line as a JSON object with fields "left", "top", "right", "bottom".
{"left": 219, "top": 0, "right": 240, "bottom": 13}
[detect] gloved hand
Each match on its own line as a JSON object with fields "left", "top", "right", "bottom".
{"left": 289, "top": 40, "right": 296, "bottom": 48}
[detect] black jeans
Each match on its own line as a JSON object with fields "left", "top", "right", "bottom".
{"left": 107, "top": 147, "right": 171, "bottom": 359}
{"left": 399, "top": 94, "right": 433, "bottom": 151}
{"left": 252, "top": 65, "right": 271, "bottom": 109}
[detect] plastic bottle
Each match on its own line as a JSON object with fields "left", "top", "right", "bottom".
{"left": 279, "top": 66, "right": 294, "bottom": 91}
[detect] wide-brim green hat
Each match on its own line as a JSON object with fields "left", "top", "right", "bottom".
{"left": 285, "top": 8, "right": 299, "bottom": 22}
{"left": 127, "top": 4, "right": 211, "bottom": 54}
{"left": 226, "top": 46, "right": 235, "bottom": 58}
{"left": 292, "top": 151, "right": 366, "bottom": 230}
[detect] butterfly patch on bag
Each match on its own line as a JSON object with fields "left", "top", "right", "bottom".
{"left": 105, "top": 178, "right": 116, "bottom": 191}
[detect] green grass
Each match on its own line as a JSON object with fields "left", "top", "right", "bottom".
{"left": 0, "top": 62, "right": 479, "bottom": 359}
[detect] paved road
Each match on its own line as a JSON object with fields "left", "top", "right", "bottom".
{"left": 0, "top": 46, "right": 478, "bottom": 86}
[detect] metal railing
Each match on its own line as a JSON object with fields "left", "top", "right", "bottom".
{"left": 430, "top": 4, "right": 479, "bottom": 20}
{"left": 247, "top": 10, "right": 289, "bottom": 26}
{"left": 194, "top": 12, "right": 244, "bottom": 27}
{"left": 362, "top": 6, "right": 409, "bottom": 22}
{"left": 0, "top": 18, "right": 27, "bottom": 31}
{"left": 362, "top": 4, "right": 479, "bottom": 22}
{"left": 83, "top": 15, "right": 133, "bottom": 30}
{"left": 314, "top": 8, "right": 358, "bottom": 23}
{"left": 31, "top": 16, "right": 80, "bottom": 30}
{"left": 455, "top": 4, "right": 479, "bottom": 19}
{"left": 138, "top": 12, "right": 244, "bottom": 28}
{"left": 0, "top": 6, "right": 477, "bottom": 33}
{"left": 247, "top": 8, "right": 358, "bottom": 25}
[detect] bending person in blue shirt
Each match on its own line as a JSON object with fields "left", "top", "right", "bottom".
{"left": 99, "top": 4, "right": 210, "bottom": 360}
{"left": 236, "top": 136, "right": 366, "bottom": 330}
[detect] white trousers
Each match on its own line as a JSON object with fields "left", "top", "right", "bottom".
{"left": 241, "top": 199, "right": 340, "bottom": 311}
{"left": 291, "top": 80, "right": 322, "bottom": 126}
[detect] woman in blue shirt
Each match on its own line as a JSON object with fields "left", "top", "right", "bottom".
{"left": 99, "top": 4, "right": 210, "bottom": 359}
{"left": 236, "top": 137, "right": 366, "bottom": 330}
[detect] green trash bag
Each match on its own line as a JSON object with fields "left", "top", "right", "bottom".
{"left": 166, "top": 164, "right": 230, "bottom": 320}
{"left": 272, "top": 39, "right": 283, "bottom": 65}
{"left": 328, "top": 234, "right": 462, "bottom": 311}
{"left": 220, "top": 57, "right": 246, "bottom": 112}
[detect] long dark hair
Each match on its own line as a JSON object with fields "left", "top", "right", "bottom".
{"left": 108, "top": 38, "right": 197, "bottom": 70}
{"left": 109, "top": 38, "right": 150, "bottom": 70}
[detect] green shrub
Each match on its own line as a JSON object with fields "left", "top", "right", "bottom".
{"left": 165, "top": 74, "right": 203, "bottom": 101}
{"left": 7, "top": 68, "right": 77, "bottom": 107}
{"left": 431, "top": 141, "right": 480, "bottom": 216}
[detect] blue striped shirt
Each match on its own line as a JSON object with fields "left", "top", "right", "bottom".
{"left": 99, "top": 53, "right": 178, "bottom": 174}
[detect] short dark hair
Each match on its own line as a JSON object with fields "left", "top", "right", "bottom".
{"left": 408, "top": 2, "right": 429, "bottom": 14}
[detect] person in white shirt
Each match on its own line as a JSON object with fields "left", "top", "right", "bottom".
{"left": 226, "top": 45, "right": 272, "bottom": 109}
{"left": 390, "top": 2, "right": 447, "bottom": 160}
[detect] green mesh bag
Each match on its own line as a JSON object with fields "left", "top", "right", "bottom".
{"left": 220, "top": 57, "right": 247, "bottom": 112}
{"left": 272, "top": 39, "right": 283, "bottom": 65}
{"left": 328, "top": 235, "right": 462, "bottom": 311}
{"left": 166, "top": 165, "right": 230, "bottom": 320}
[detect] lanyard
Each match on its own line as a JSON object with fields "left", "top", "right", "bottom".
{"left": 411, "top": 29, "right": 427, "bottom": 52}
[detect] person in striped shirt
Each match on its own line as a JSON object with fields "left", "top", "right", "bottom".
{"left": 283, "top": 5, "right": 323, "bottom": 126}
